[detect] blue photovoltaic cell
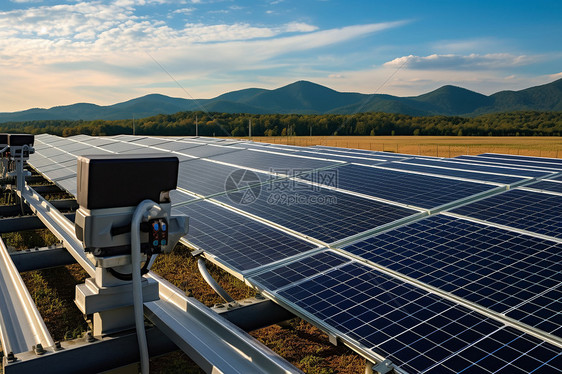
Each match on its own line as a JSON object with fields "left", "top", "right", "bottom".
{"left": 311, "top": 146, "right": 409, "bottom": 160}
{"left": 98, "top": 141, "right": 144, "bottom": 153}
{"left": 406, "top": 158, "right": 552, "bottom": 178}
{"left": 73, "top": 137, "right": 117, "bottom": 147}
{"left": 207, "top": 149, "right": 340, "bottom": 173}
{"left": 290, "top": 150, "right": 385, "bottom": 166}
{"left": 259, "top": 258, "right": 562, "bottom": 373}
{"left": 450, "top": 189, "right": 562, "bottom": 239}
{"left": 169, "top": 189, "right": 197, "bottom": 206}
{"left": 176, "top": 159, "right": 272, "bottom": 197}
{"left": 343, "top": 214, "right": 562, "bottom": 337}
{"left": 173, "top": 200, "right": 318, "bottom": 272}
{"left": 454, "top": 155, "right": 562, "bottom": 172}
{"left": 524, "top": 180, "right": 562, "bottom": 194}
{"left": 424, "top": 327, "right": 562, "bottom": 374}
{"left": 177, "top": 145, "right": 245, "bottom": 158}
{"left": 213, "top": 182, "right": 419, "bottom": 243}
{"left": 301, "top": 164, "right": 497, "bottom": 209}
{"left": 252, "top": 251, "right": 351, "bottom": 290}
{"left": 56, "top": 177, "right": 77, "bottom": 196}
{"left": 380, "top": 161, "right": 526, "bottom": 185}
{"left": 149, "top": 141, "right": 205, "bottom": 152}
{"left": 109, "top": 135, "right": 145, "bottom": 142}
{"left": 478, "top": 153, "right": 562, "bottom": 166}
{"left": 129, "top": 137, "right": 171, "bottom": 146}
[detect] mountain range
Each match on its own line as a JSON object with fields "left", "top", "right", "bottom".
{"left": 1, "top": 79, "right": 561, "bottom": 123}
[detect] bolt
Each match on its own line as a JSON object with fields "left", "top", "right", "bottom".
{"left": 6, "top": 352, "right": 16, "bottom": 362}
{"left": 85, "top": 331, "right": 95, "bottom": 343}
{"left": 54, "top": 341, "right": 62, "bottom": 351}
{"left": 33, "top": 343, "right": 45, "bottom": 355}
{"left": 255, "top": 293, "right": 265, "bottom": 300}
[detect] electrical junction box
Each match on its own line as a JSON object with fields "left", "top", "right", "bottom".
{"left": 7, "top": 133, "right": 34, "bottom": 158}
{"left": 76, "top": 154, "right": 179, "bottom": 210}
{"left": 74, "top": 154, "right": 187, "bottom": 258}
{"left": 0, "top": 133, "right": 8, "bottom": 147}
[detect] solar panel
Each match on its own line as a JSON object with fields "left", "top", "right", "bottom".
{"left": 379, "top": 161, "right": 528, "bottom": 185}
{"left": 207, "top": 149, "right": 342, "bottom": 173}
{"left": 523, "top": 180, "right": 562, "bottom": 194}
{"left": 341, "top": 214, "right": 562, "bottom": 337}
{"left": 251, "top": 252, "right": 562, "bottom": 373}
{"left": 152, "top": 141, "right": 206, "bottom": 152}
{"left": 450, "top": 189, "right": 562, "bottom": 239}
{"left": 300, "top": 164, "right": 499, "bottom": 210}
{"left": 109, "top": 135, "right": 145, "bottom": 142}
{"left": 25, "top": 134, "right": 562, "bottom": 373}
{"left": 311, "top": 145, "right": 410, "bottom": 160}
{"left": 455, "top": 155, "right": 562, "bottom": 172}
{"left": 213, "top": 181, "right": 420, "bottom": 243}
{"left": 478, "top": 153, "right": 562, "bottom": 166}
{"left": 128, "top": 137, "right": 171, "bottom": 146}
{"left": 176, "top": 159, "right": 273, "bottom": 197}
{"left": 405, "top": 158, "right": 553, "bottom": 178}
{"left": 177, "top": 145, "right": 246, "bottom": 158}
{"left": 173, "top": 200, "right": 319, "bottom": 273}
{"left": 73, "top": 137, "right": 117, "bottom": 147}
{"left": 98, "top": 141, "right": 145, "bottom": 153}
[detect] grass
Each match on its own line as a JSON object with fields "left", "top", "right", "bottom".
{"left": 242, "top": 135, "right": 562, "bottom": 158}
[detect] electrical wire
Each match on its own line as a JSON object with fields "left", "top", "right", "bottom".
{"left": 131, "top": 200, "right": 162, "bottom": 374}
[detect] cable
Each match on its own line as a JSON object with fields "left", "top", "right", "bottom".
{"left": 131, "top": 199, "right": 162, "bottom": 374}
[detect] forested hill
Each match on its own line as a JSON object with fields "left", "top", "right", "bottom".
{"left": 1, "top": 79, "right": 561, "bottom": 122}
{"left": 1, "top": 110, "right": 560, "bottom": 137}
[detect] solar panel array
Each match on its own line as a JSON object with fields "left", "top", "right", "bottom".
{"left": 28, "top": 134, "right": 562, "bottom": 372}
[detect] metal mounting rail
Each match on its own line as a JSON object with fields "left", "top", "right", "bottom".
{"left": 15, "top": 184, "right": 301, "bottom": 372}
{"left": 145, "top": 272, "right": 302, "bottom": 374}
{"left": 0, "top": 237, "right": 55, "bottom": 356}
{"left": 17, "top": 185, "right": 95, "bottom": 277}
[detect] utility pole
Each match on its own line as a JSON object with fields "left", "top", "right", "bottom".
{"left": 196, "top": 114, "right": 198, "bottom": 137}
{"left": 249, "top": 118, "right": 252, "bottom": 138}
{"left": 133, "top": 114, "right": 135, "bottom": 135}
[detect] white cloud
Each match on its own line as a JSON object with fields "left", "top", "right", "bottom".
{"left": 283, "top": 22, "right": 318, "bottom": 33}
{"left": 0, "top": 0, "right": 409, "bottom": 110}
{"left": 384, "top": 53, "right": 535, "bottom": 70}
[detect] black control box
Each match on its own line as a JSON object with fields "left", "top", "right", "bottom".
{"left": 77, "top": 154, "right": 179, "bottom": 210}
{"left": 8, "top": 134, "right": 35, "bottom": 147}
{"left": 0, "top": 133, "right": 8, "bottom": 146}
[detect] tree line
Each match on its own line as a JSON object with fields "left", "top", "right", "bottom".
{"left": 1, "top": 111, "right": 560, "bottom": 137}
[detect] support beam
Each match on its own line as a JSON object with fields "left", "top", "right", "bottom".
{"left": 18, "top": 186, "right": 95, "bottom": 277}
{"left": 10, "top": 246, "right": 76, "bottom": 272}
{"left": 0, "top": 214, "right": 75, "bottom": 233}
{"left": 0, "top": 237, "right": 55, "bottom": 356}
{"left": 0, "top": 200, "right": 77, "bottom": 218}
{"left": 145, "top": 272, "right": 302, "bottom": 373}
{"left": 212, "top": 295, "right": 295, "bottom": 332}
{"left": 2, "top": 327, "right": 177, "bottom": 374}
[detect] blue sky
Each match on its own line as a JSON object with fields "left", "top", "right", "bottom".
{"left": 1, "top": 0, "right": 561, "bottom": 111}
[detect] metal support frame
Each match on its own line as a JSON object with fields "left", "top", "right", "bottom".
{"left": 0, "top": 200, "right": 77, "bottom": 217}
{"left": 0, "top": 237, "right": 54, "bottom": 357}
{"left": 145, "top": 272, "right": 302, "bottom": 373}
{"left": 10, "top": 245, "right": 76, "bottom": 272}
{"left": 2, "top": 326, "right": 177, "bottom": 374}
{"left": 17, "top": 185, "right": 95, "bottom": 277}
{"left": 0, "top": 214, "right": 75, "bottom": 234}
{"left": 2, "top": 182, "right": 302, "bottom": 373}
{"left": 212, "top": 295, "right": 295, "bottom": 332}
